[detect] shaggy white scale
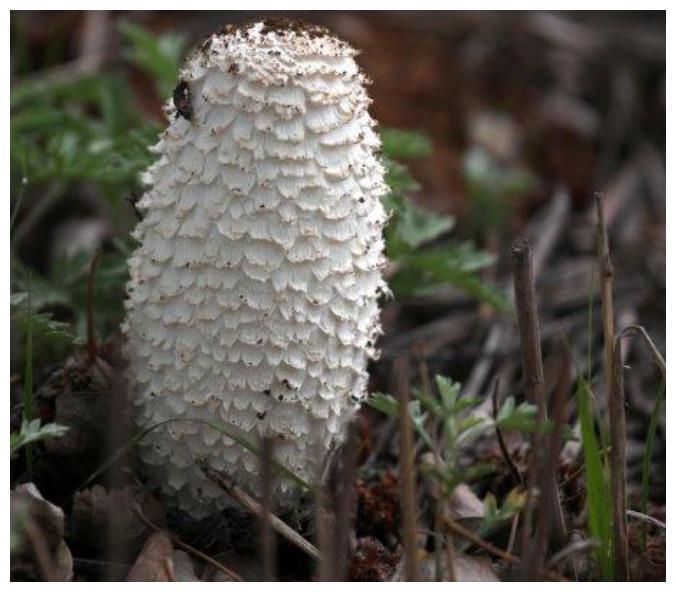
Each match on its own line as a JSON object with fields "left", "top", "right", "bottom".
{"left": 122, "top": 20, "right": 389, "bottom": 518}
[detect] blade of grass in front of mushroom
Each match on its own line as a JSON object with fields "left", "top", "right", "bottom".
{"left": 576, "top": 376, "right": 613, "bottom": 580}
{"left": 639, "top": 380, "right": 665, "bottom": 550}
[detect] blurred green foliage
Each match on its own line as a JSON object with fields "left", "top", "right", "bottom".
{"left": 462, "top": 146, "right": 536, "bottom": 235}
{"left": 382, "top": 136, "right": 509, "bottom": 312}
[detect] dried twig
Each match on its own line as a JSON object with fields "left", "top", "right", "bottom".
{"left": 618, "top": 325, "right": 666, "bottom": 379}
{"left": 527, "top": 348, "right": 570, "bottom": 579}
{"left": 610, "top": 335, "right": 630, "bottom": 580}
{"left": 199, "top": 462, "right": 320, "bottom": 562}
{"left": 133, "top": 504, "right": 242, "bottom": 582}
{"left": 511, "top": 239, "right": 566, "bottom": 576}
{"left": 595, "top": 192, "right": 616, "bottom": 393}
{"left": 626, "top": 510, "right": 666, "bottom": 530}
{"left": 595, "top": 194, "right": 632, "bottom": 580}
{"left": 512, "top": 239, "right": 547, "bottom": 410}
{"left": 396, "top": 357, "right": 419, "bottom": 581}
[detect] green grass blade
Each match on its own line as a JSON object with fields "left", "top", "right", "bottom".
{"left": 576, "top": 376, "right": 614, "bottom": 580}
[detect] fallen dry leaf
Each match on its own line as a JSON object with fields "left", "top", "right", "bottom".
{"left": 126, "top": 531, "right": 174, "bottom": 582}
{"left": 10, "top": 482, "right": 73, "bottom": 581}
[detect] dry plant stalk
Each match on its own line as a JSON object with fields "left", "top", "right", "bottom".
{"left": 594, "top": 193, "right": 616, "bottom": 399}
{"left": 610, "top": 335, "right": 630, "bottom": 581}
{"left": 511, "top": 239, "right": 566, "bottom": 577}
{"left": 396, "top": 357, "right": 419, "bottom": 581}
{"left": 528, "top": 348, "right": 570, "bottom": 579}
{"left": 595, "top": 193, "right": 630, "bottom": 581}
{"left": 619, "top": 325, "right": 666, "bottom": 380}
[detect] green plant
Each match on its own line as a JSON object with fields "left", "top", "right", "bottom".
{"left": 368, "top": 375, "right": 540, "bottom": 529}
{"left": 118, "top": 20, "right": 187, "bottom": 98}
{"left": 11, "top": 419, "right": 69, "bottom": 458}
{"left": 576, "top": 376, "right": 614, "bottom": 580}
{"left": 462, "top": 145, "right": 535, "bottom": 236}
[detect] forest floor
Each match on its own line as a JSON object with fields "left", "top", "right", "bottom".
{"left": 10, "top": 10, "right": 665, "bottom": 582}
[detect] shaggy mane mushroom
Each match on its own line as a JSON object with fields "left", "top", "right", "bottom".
{"left": 122, "top": 19, "right": 389, "bottom": 518}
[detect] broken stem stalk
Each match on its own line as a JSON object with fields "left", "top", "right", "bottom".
{"left": 511, "top": 239, "right": 566, "bottom": 575}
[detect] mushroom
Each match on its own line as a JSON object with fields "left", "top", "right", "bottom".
{"left": 122, "top": 18, "right": 389, "bottom": 518}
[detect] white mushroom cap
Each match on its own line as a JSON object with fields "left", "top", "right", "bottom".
{"left": 123, "top": 18, "right": 389, "bottom": 518}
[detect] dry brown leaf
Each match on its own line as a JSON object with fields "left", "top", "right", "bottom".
{"left": 10, "top": 482, "right": 73, "bottom": 581}
{"left": 126, "top": 531, "right": 174, "bottom": 582}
